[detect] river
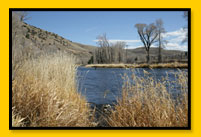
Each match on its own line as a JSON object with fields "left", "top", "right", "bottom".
{"left": 77, "top": 67, "right": 188, "bottom": 105}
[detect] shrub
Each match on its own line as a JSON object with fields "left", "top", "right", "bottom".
{"left": 25, "top": 33, "right": 30, "bottom": 39}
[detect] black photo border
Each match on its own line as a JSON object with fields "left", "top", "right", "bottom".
{"left": 9, "top": 8, "right": 191, "bottom": 130}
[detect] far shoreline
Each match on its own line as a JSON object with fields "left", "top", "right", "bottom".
{"left": 85, "top": 62, "right": 188, "bottom": 69}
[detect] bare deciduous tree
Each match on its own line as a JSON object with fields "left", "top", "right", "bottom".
{"left": 18, "top": 11, "right": 31, "bottom": 21}
{"left": 93, "top": 34, "right": 126, "bottom": 64}
{"left": 135, "top": 23, "right": 158, "bottom": 63}
{"left": 156, "top": 19, "right": 167, "bottom": 63}
{"left": 96, "top": 34, "right": 111, "bottom": 63}
{"left": 115, "top": 41, "right": 126, "bottom": 63}
{"left": 12, "top": 12, "right": 22, "bottom": 80}
{"left": 182, "top": 11, "right": 188, "bottom": 44}
{"left": 183, "top": 11, "right": 188, "bottom": 19}
{"left": 12, "top": 11, "right": 31, "bottom": 80}
{"left": 125, "top": 44, "right": 128, "bottom": 63}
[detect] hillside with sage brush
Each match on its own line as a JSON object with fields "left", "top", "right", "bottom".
{"left": 18, "top": 22, "right": 96, "bottom": 64}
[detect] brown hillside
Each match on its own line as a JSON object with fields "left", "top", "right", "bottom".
{"left": 21, "top": 22, "right": 96, "bottom": 64}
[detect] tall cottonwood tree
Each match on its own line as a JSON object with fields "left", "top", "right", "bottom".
{"left": 182, "top": 11, "right": 188, "bottom": 44}
{"left": 156, "top": 19, "right": 166, "bottom": 63}
{"left": 135, "top": 23, "right": 158, "bottom": 63}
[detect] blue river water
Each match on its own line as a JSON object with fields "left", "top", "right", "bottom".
{"left": 77, "top": 67, "right": 188, "bottom": 105}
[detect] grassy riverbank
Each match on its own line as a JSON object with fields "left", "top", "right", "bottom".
{"left": 12, "top": 53, "right": 96, "bottom": 127}
{"left": 85, "top": 62, "right": 188, "bottom": 68}
{"left": 107, "top": 70, "right": 188, "bottom": 127}
{"left": 12, "top": 53, "right": 188, "bottom": 127}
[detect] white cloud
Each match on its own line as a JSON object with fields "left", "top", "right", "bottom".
{"left": 170, "top": 35, "right": 186, "bottom": 43}
{"left": 165, "top": 42, "right": 187, "bottom": 51}
{"left": 163, "top": 28, "right": 187, "bottom": 38}
{"left": 109, "top": 39, "right": 141, "bottom": 43}
{"left": 162, "top": 28, "right": 188, "bottom": 51}
{"left": 93, "top": 39, "right": 141, "bottom": 43}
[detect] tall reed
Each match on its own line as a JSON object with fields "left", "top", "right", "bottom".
{"left": 107, "top": 70, "right": 188, "bottom": 127}
{"left": 12, "top": 53, "right": 96, "bottom": 127}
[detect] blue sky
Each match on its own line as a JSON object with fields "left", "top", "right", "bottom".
{"left": 25, "top": 11, "right": 188, "bottom": 51}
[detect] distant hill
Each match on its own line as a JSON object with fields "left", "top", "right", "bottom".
{"left": 128, "top": 47, "right": 185, "bottom": 55}
{"left": 126, "top": 47, "right": 188, "bottom": 63}
{"left": 19, "top": 22, "right": 187, "bottom": 64}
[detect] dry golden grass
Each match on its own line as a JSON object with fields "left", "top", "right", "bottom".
{"left": 86, "top": 63, "right": 126, "bottom": 68}
{"left": 107, "top": 70, "right": 188, "bottom": 127}
{"left": 12, "top": 49, "right": 188, "bottom": 127}
{"left": 149, "top": 62, "right": 188, "bottom": 68}
{"left": 85, "top": 62, "right": 188, "bottom": 68}
{"left": 12, "top": 53, "right": 96, "bottom": 127}
{"left": 12, "top": 107, "right": 25, "bottom": 127}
